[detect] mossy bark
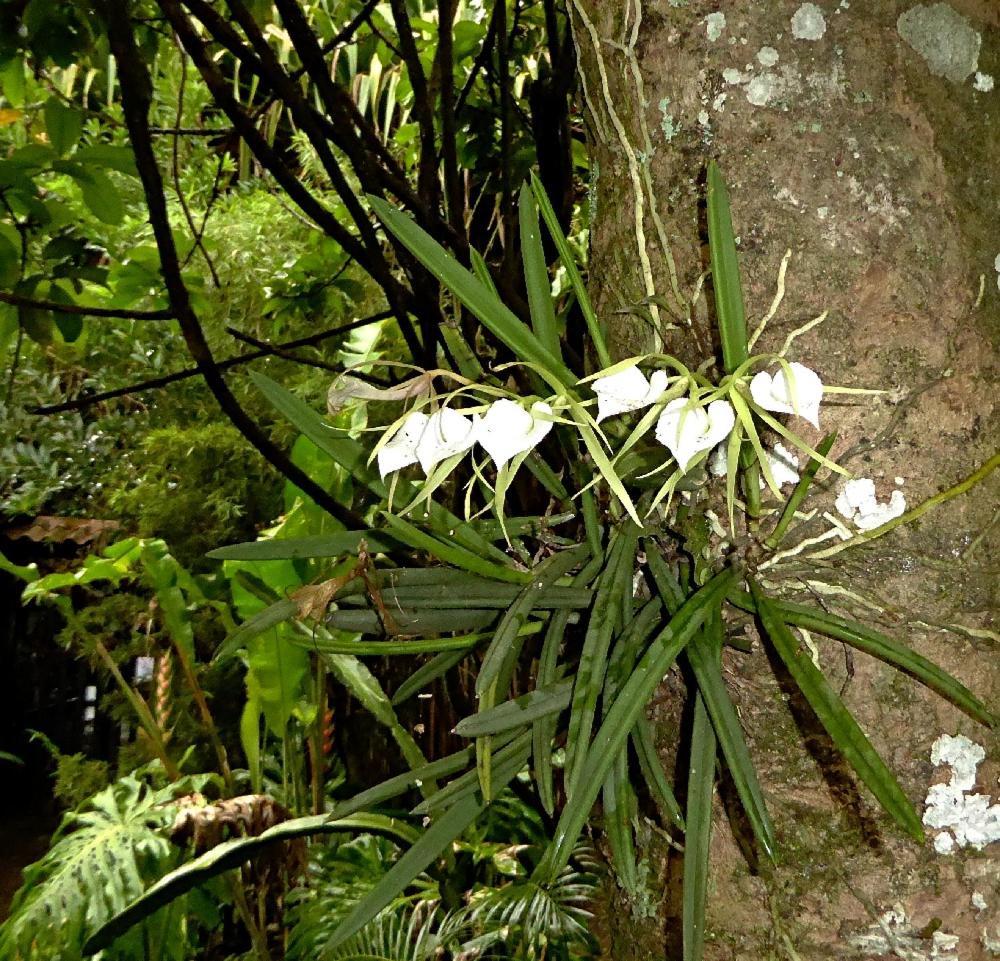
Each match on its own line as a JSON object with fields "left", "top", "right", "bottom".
{"left": 574, "top": 1, "right": 1000, "bottom": 957}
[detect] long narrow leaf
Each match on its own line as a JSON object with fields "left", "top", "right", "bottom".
{"left": 631, "top": 716, "right": 684, "bottom": 829}
{"left": 686, "top": 616, "right": 776, "bottom": 861}
{"left": 535, "top": 568, "right": 734, "bottom": 881}
{"left": 765, "top": 432, "right": 837, "bottom": 548}
{"left": 683, "top": 691, "right": 716, "bottom": 961}
{"left": 748, "top": 579, "right": 924, "bottom": 840}
{"left": 456, "top": 678, "right": 573, "bottom": 736}
{"left": 706, "top": 161, "right": 747, "bottom": 375}
{"left": 369, "top": 196, "right": 574, "bottom": 386}
{"left": 207, "top": 531, "right": 399, "bottom": 561}
{"left": 603, "top": 747, "right": 639, "bottom": 895}
{"left": 215, "top": 598, "right": 297, "bottom": 662}
{"left": 519, "top": 181, "right": 560, "bottom": 358}
{"left": 82, "top": 813, "right": 418, "bottom": 956}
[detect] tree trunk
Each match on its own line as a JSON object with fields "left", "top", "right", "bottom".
{"left": 573, "top": 1, "right": 1000, "bottom": 957}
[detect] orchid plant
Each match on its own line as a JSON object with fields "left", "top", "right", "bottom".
{"left": 83, "top": 166, "right": 998, "bottom": 961}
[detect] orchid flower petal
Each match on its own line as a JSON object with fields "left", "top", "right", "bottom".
{"left": 707, "top": 440, "right": 799, "bottom": 488}
{"left": 415, "top": 408, "right": 478, "bottom": 474}
{"left": 593, "top": 365, "right": 666, "bottom": 421}
{"left": 749, "top": 362, "right": 823, "bottom": 427}
{"left": 377, "top": 411, "right": 430, "bottom": 478}
{"left": 655, "top": 397, "right": 735, "bottom": 471}
{"left": 476, "top": 399, "right": 554, "bottom": 468}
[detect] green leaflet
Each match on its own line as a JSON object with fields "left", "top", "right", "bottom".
{"left": 748, "top": 579, "right": 924, "bottom": 840}
{"left": 82, "top": 813, "right": 419, "bottom": 956}
{"left": 535, "top": 567, "right": 734, "bottom": 881}
{"left": 683, "top": 690, "right": 716, "bottom": 961}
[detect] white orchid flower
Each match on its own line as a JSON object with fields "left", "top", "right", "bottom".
{"left": 592, "top": 365, "right": 669, "bottom": 421}
{"left": 476, "top": 399, "right": 554, "bottom": 468}
{"left": 749, "top": 361, "right": 823, "bottom": 427}
{"left": 707, "top": 441, "right": 800, "bottom": 488}
{"left": 377, "top": 411, "right": 430, "bottom": 478}
{"left": 655, "top": 397, "right": 736, "bottom": 472}
{"left": 835, "top": 478, "right": 907, "bottom": 531}
{"left": 414, "top": 408, "right": 478, "bottom": 474}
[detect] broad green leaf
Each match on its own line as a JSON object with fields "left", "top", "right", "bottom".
{"left": 683, "top": 691, "right": 716, "bottom": 961}
{"left": 748, "top": 579, "right": 924, "bottom": 840}
{"left": 43, "top": 97, "right": 83, "bottom": 155}
{"left": 368, "top": 195, "right": 575, "bottom": 386}
{"left": 81, "top": 813, "right": 418, "bottom": 956}
{"left": 78, "top": 168, "right": 124, "bottom": 224}
{"left": 706, "top": 160, "right": 747, "bottom": 375}
{"left": 519, "top": 181, "right": 560, "bottom": 358}
{"left": 535, "top": 567, "right": 734, "bottom": 881}
{"left": 456, "top": 677, "right": 573, "bottom": 736}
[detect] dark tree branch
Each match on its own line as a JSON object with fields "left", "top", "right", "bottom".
{"left": 28, "top": 311, "right": 394, "bottom": 416}
{"left": 437, "top": 0, "right": 464, "bottom": 238}
{"left": 0, "top": 290, "right": 174, "bottom": 319}
{"left": 99, "top": 0, "right": 367, "bottom": 529}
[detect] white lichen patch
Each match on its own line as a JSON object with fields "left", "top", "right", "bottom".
{"left": 835, "top": 478, "right": 906, "bottom": 530}
{"left": 704, "top": 12, "right": 726, "bottom": 42}
{"left": 747, "top": 73, "right": 780, "bottom": 106}
{"left": 897, "top": 3, "right": 981, "bottom": 84}
{"left": 847, "top": 905, "right": 960, "bottom": 959}
{"left": 791, "top": 3, "right": 827, "bottom": 41}
{"left": 924, "top": 734, "right": 1000, "bottom": 855}
{"left": 658, "top": 98, "right": 678, "bottom": 140}
{"left": 974, "top": 72, "right": 995, "bottom": 92}
{"left": 757, "top": 46, "right": 780, "bottom": 67}
{"left": 712, "top": 91, "right": 728, "bottom": 111}
{"left": 722, "top": 67, "right": 748, "bottom": 85}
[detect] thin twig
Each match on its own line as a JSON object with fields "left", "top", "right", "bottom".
{"left": 29, "top": 310, "right": 393, "bottom": 415}
{"left": 0, "top": 289, "right": 174, "bottom": 319}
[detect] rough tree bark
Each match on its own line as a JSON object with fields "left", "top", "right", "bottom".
{"left": 573, "top": 1, "right": 999, "bottom": 958}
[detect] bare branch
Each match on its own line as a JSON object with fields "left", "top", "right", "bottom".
{"left": 0, "top": 290, "right": 174, "bottom": 319}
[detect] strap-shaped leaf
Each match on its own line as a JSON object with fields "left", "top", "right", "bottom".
{"left": 728, "top": 591, "right": 995, "bottom": 728}
{"left": 706, "top": 160, "right": 747, "bottom": 375}
{"left": 381, "top": 513, "right": 530, "bottom": 584}
{"left": 602, "top": 746, "right": 639, "bottom": 895}
{"left": 535, "top": 567, "right": 734, "bottom": 881}
{"left": 631, "top": 716, "right": 684, "bottom": 830}
{"left": 207, "top": 531, "right": 399, "bottom": 560}
{"left": 519, "top": 181, "right": 561, "bottom": 358}
{"left": 563, "top": 525, "right": 639, "bottom": 796}
{"left": 748, "top": 579, "right": 924, "bottom": 840}
{"left": 369, "top": 196, "right": 575, "bottom": 386}
{"left": 529, "top": 172, "right": 611, "bottom": 369}
{"left": 323, "top": 795, "right": 484, "bottom": 952}
{"left": 456, "top": 677, "right": 573, "bottom": 736}
{"left": 683, "top": 690, "right": 716, "bottom": 961}
{"left": 82, "top": 813, "right": 418, "bottom": 956}
{"left": 325, "top": 607, "right": 498, "bottom": 635}
{"left": 685, "top": 615, "right": 776, "bottom": 861}
{"left": 392, "top": 648, "right": 476, "bottom": 705}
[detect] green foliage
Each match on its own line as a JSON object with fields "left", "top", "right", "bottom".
{"left": 30, "top": 731, "right": 111, "bottom": 810}
{"left": 0, "top": 770, "right": 218, "bottom": 961}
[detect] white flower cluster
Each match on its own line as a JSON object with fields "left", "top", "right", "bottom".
{"left": 376, "top": 359, "right": 826, "bottom": 484}
{"left": 377, "top": 400, "right": 554, "bottom": 478}
{"left": 592, "top": 360, "right": 823, "bottom": 471}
